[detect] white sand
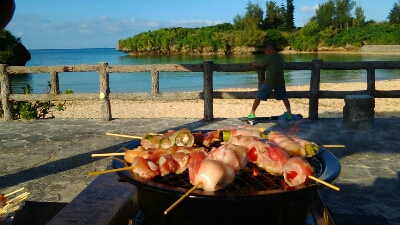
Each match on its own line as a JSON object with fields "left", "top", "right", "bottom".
{"left": 48, "top": 79, "right": 400, "bottom": 119}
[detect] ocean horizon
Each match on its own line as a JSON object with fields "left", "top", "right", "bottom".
{"left": 10, "top": 48, "right": 400, "bottom": 94}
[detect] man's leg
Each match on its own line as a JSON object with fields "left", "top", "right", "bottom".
{"left": 248, "top": 84, "right": 271, "bottom": 118}
{"left": 283, "top": 99, "right": 291, "bottom": 114}
{"left": 251, "top": 98, "right": 261, "bottom": 114}
{"left": 282, "top": 99, "right": 293, "bottom": 119}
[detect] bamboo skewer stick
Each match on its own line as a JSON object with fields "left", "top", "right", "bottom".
{"left": 321, "top": 145, "right": 345, "bottom": 148}
{"left": 106, "top": 133, "right": 143, "bottom": 139}
{"left": 88, "top": 166, "right": 136, "bottom": 176}
{"left": 6, "top": 191, "right": 30, "bottom": 204}
{"left": 164, "top": 182, "right": 202, "bottom": 215}
{"left": 91, "top": 146, "right": 144, "bottom": 158}
{"left": 10, "top": 195, "right": 28, "bottom": 205}
{"left": 91, "top": 153, "right": 125, "bottom": 157}
{"left": 309, "top": 176, "right": 340, "bottom": 191}
{"left": 91, "top": 147, "right": 140, "bottom": 157}
{"left": 4, "top": 187, "right": 25, "bottom": 197}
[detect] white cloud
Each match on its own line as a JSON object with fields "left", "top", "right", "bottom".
{"left": 169, "top": 19, "right": 225, "bottom": 27}
{"left": 300, "top": 5, "right": 319, "bottom": 13}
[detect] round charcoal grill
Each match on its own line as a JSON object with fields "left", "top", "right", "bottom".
{"left": 113, "top": 134, "right": 341, "bottom": 225}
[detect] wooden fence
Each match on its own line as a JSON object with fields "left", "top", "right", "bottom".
{"left": 1, "top": 60, "right": 400, "bottom": 121}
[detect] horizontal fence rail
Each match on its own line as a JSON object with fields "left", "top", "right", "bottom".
{"left": 1, "top": 60, "right": 400, "bottom": 121}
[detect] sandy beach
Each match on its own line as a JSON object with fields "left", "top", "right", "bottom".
{"left": 48, "top": 79, "right": 400, "bottom": 119}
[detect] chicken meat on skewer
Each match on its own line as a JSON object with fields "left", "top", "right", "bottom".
{"left": 189, "top": 158, "right": 235, "bottom": 191}
{"left": 159, "top": 151, "right": 191, "bottom": 176}
{"left": 192, "top": 130, "right": 221, "bottom": 147}
{"left": 130, "top": 156, "right": 160, "bottom": 180}
{"left": 124, "top": 146, "right": 151, "bottom": 163}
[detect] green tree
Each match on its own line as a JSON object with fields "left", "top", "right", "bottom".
{"left": 334, "top": 0, "right": 356, "bottom": 29}
{"left": 232, "top": 1, "right": 265, "bottom": 49}
{"left": 233, "top": 1, "right": 264, "bottom": 30}
{"left": 353, "top": 6, "right": 365, "bottom": 27}
{"left": 313, "top": 0, "right": 335, "bottom": 29}
{"left": 284, "top": 0, "right": 295, "bottom": 30}
{"left": 388, "top": 0, "right": 400, "bottom": 24}
{"left": 233, "top": 14, "right": 245, "bottom": 30}
{"left": 264, "top": 1, "right": 284, "bottom": 29}
{"left": 279, "top": 2, "right": 286, "bottom": 30}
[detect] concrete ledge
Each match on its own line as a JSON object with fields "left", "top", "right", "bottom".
{"left": 343, "top": 94, "right": 374, "bottom": 129}
{"left": 47, "top": 171, "right": 138, "bottom": 225}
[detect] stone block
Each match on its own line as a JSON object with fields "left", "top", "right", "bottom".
{"left": 343, "top": 95, "right": 374, "bottom": 129}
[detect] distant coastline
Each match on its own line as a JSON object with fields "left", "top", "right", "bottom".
{"left": 281, "top": 45, "right": 400, "bottom": 55}
{"left": 118, "top": 45, "right": 400, "bottom": 56}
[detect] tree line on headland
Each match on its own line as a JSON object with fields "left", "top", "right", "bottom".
{"left": 0, "top": 30, "right": 31, "bottom": 66}
{"left": 117, "top": 0, "right": 400, "bottom": 55}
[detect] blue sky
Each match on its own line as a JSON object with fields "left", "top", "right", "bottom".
{"left": 4, "top": 0, "right": 395, "bottom": 50}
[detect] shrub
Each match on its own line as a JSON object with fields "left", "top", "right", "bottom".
{"left": 0, "top": 82, "right": 69, "bottom": 120}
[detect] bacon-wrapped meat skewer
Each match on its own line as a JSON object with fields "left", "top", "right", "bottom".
{"left": 267, "top": 131, "right": 305, "bottom": 157}
{"left": 189, "top": 158, "right": 235, "bottom": 191}
{"left": 246, "top": 140, "right": 270, "bottom": 163}
{"left": 209, "top": 143, "right": 247, "bottom": 173}
{"left": 257, "top": 146, "right": 290, "bottom": 176}
{"left": 230, "top": 128, "right": 263, "bottom": 138}
{"left": 227, "top": 135, "right": 259, "bottom": 149}
{"left": 283, "top": 156, "right": 314, "bottom": 187}
{"left": 289, "top": 135, "right": 319, "bottom": 156}
{"left": 222, "top": 143, "right": 247, "bottom": 170}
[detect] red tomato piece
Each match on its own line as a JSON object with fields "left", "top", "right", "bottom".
{"left": 247, "top": 147, "right": 258, "bottom": 161}
{"left": 286, "top": 171, "right": 298, "bottom": 180}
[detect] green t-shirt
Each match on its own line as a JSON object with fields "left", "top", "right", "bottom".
{"left": 259, "top": 53, "right": 286, "bottom": 86}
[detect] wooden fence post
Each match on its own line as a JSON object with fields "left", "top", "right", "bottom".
{"left": 366, "top": 63, "right": 376, "bottom": 94}
{"left": 0, "top": 64, "right": 13, "bottom": 121}
{"left": 50, "top": 71, "right": 60, "bottom": 94}
{"left": 151, "top": 70, "right": 159, "bottom": 95}
{"left": 203, "top": 61, "right": 214, "bottom": 121}
{"left": 309, "top": 59, "right": 322, "bottom": 120}
{"left": 98, "top": 62, "right": 111, "bottom": 121}
{"left": 257, "top": 70, "right": 266, "bottom": 88}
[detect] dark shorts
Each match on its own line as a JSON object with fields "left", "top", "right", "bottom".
{"left": 256, "top": 83, "right": 288, "bottom": 101}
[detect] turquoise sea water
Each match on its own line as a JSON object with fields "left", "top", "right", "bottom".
{"left": 11, "top": 48, "right": 400, "bottom": 94}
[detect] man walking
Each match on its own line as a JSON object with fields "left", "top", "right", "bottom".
{"left": 248, "top": 43, "right": 292, "bottom": 120}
